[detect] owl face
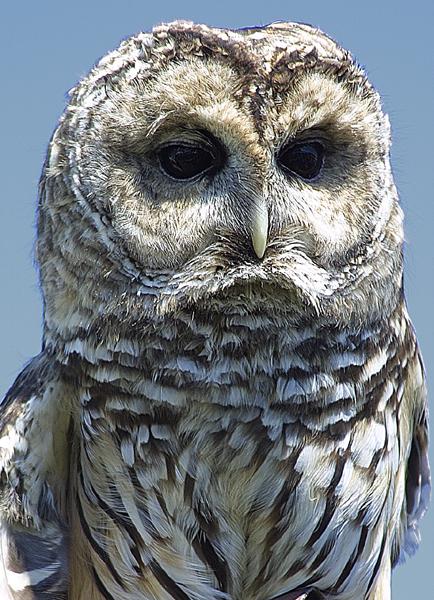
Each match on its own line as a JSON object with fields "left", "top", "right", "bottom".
{"left": 42, "top": 22, "right": 404, "bottom": 326}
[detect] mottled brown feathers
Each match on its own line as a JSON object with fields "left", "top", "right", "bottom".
{"left": 0, "top": 20, "right": 429, "bottom": 600}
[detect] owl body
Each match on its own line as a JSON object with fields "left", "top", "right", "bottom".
{"left": 64, "top": 302, "right": 422, "bottom": 600}
{"left": 0, "top": 21, "right": 429, "bottom": 600}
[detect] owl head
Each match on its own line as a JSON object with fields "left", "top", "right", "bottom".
{"left": 37, "top": 21, "right": 404, "bottom": 340}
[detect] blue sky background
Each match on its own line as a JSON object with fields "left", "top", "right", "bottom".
{"left": 1, "top": 1, "right": 432, "bottom": 597}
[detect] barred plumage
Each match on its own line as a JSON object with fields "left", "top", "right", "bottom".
{"left": 0, "top": 20, "right": 429, "bottom": 600}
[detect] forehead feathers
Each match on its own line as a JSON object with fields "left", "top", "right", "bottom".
{"left": 69, "top": 20, "right": 379, "bottom": 124}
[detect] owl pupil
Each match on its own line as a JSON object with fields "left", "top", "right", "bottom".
{"left": 158, "top": 145, "right": 217, "bottom": 180}
{"left": 278, "top": 141, "right": 324, "bottom": 180}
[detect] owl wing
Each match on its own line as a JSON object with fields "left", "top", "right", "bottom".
{"left": 0, "top": 354, "right": 71, "bottom": 599}
{"left": 396, "top": 346, "right": 430, "bottom": 565}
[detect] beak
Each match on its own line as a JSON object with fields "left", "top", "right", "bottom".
{"left": 250, "top": 197, "right": 269, "bottom": 259}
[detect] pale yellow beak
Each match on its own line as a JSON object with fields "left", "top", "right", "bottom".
{"left": 251, "top": 198, "right": 268, "bottom": 259}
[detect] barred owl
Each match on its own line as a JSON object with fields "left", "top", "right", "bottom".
{"left": 0, "top": 20, "right": 429, "bottom": 600}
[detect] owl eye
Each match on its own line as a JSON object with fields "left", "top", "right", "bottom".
{"left": 157, "top": 143, "right": 222, "bottom": 180}
{"left": 278, "top": 141, "right": 324, "bottom": 180}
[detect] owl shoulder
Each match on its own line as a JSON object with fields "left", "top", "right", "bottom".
{"left": 0, "top": 353, "right": 72, "bottom": 598}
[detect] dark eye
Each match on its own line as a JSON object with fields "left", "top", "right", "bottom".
{"left": 278, "top": 141, "right": 324, "bottom": 180}
{"left": 157, "top": 143, "right": 222, "bottom": 180}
